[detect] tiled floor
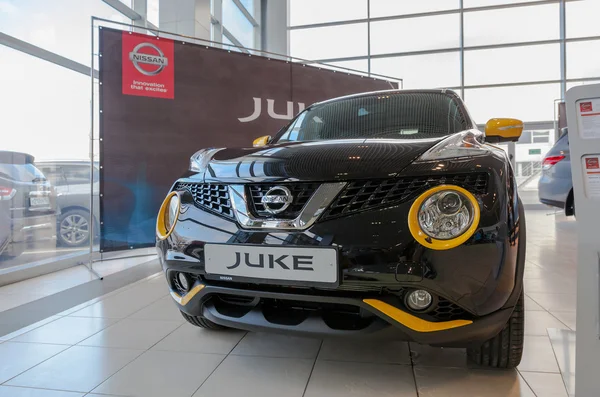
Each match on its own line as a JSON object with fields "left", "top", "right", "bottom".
{"left": 0, "top": 256, "right": 156, "bottom": 313}
{"left": 0, "top": 207, "right": 577, "bottom": 397}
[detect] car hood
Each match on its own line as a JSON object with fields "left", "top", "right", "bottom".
{"left": 203, "top": 138, "right": 443, "bottom": 182}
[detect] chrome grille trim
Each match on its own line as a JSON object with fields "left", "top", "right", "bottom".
{"left": 229, "top": 182, "right": 346, "bottom": 230}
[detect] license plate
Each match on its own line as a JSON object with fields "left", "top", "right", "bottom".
{"left": 204, "top": 244, "right": 338, "bottom": 285}
{"left": 30, "top": 197, "right": 50, "bottom": 206}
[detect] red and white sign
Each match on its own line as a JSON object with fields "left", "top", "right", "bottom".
{"left": 582, "top": 155, "right": 600, "bottom": 199}
{"left": 580, "top": 102, "right": 593, "bottom": 113}
{"left": 585, "top": 157, "right": 600, "bottom": 169}
{"left": 122, "top": 32, "right": 174, "bottom": 99}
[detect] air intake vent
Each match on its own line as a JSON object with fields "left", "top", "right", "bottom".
{"left": 431, "top": 296, "right": 468, "bottom": 321}
{"left": 322, "top": 172, "right": 488, "bottom": 219}
{"left": 174, "top": 182, "right": 234, "bottom": 219}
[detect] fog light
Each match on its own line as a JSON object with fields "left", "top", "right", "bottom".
{"left": 177, "top": 272, "right": 191, "bottom": 292}
{"left": 405, "top": 290, "right": 432, "bottom": 312}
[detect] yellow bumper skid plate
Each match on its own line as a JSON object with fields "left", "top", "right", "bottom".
{"left": 171, "top": 284, "right": 205, "bottom": 306}
{"left": 363, "top": 299, "right": 473, "bottom": 332}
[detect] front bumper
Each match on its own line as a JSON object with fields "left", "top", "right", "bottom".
{"left": 169, "top": 278, "right": 514, "bottom": 346}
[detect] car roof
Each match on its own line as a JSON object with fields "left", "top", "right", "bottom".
{"left": 0, "top": 151, "right": 35, "bottom": 164}
{"left": 311, "top": 88, "right": 461, "bottom": 108}
{"left": 36, "top": 160, "right": 98, "bottom": 165}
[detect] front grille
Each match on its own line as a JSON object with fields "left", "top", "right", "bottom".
{"left": 247, "top": 183, "right": 320, "bottom": 219}
{"left": 174, "top": 182, "right": 234, "bottom": 219}
{"left": 431, "top": 297, "right": 468, "bottom": 321}
{"left": 322, "top": 172, "right": 488, "bottom": 219}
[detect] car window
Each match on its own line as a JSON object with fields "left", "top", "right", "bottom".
{"left": 0, "top": 163, "right": 46, "bottom": 182}
{"left": 63, "top": 165, "right": 92, "bottom": 184}
{"left": 38, "top": 166, "right": 68, "bottom": 186}
{"left": 274, "top": 92, "right": 468, "bottom": 143}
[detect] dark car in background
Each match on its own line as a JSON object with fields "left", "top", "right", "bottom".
{"left": 538, "top": 128, "right": 574, "bottom": 216}
{"left": 0, "top": 151, "right": 56, "bottom": 259}
{"left": 36, "top": 161, "right": 99, "bottom": 247}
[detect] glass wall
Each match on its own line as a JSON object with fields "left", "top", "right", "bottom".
{"left": 0, "top": 1, "right": 133, "bottom": 276}
{"left": 212, "top": 0, "right": 259, "bottom": 52}
{"left": 289, "top": 0, "right": 600, "bottom": 194}
{"left": 289, "top": 0, "right": 600, "bottom": 118}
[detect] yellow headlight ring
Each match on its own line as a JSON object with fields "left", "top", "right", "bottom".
{"left": 156, "top": 191, "right": 181, "bottom": 240}
{"left": 408, "top": 184, "right": 480, "bottom": 250}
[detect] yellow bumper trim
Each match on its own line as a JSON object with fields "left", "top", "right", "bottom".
{"left": 171, "top": 284, "right": 205, "bottom": 306}
{"left": 363, "top": 299, "right": 473, "bottom": 333}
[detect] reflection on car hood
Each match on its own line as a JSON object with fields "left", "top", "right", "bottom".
{"left": 204, "top": 138, "right": 443, "bottom": 182}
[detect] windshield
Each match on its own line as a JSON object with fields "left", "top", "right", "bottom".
{"left": 274, "top": 92, "right": 469, "bottom": 143}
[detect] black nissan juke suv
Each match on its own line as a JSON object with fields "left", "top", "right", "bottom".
{"left": 156, "top": 89, "right": 526, "bottom": 369}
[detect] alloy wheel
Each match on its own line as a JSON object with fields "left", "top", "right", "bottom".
{"left": 60, "top": 213, "right": 90, "bottom": 245}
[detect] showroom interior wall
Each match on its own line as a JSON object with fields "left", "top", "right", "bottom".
{"left": 0, "top": 0, "right": 268, "bottom": 284}
{"left": 289, "top": 0, "right": 600, "bottom": 185}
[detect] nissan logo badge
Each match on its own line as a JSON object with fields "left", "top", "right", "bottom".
{"left": 129, "top": 42, "right": 169, "bottom": 76}
{"left": 261, "top": 186, "right": 293, "bottom": 214}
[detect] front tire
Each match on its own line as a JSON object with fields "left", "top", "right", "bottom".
{"left": 467, "top": 290, "right": 524, "bottom": 369}
{"left": 180, "top": 310, "right": 227, "bottom": 330}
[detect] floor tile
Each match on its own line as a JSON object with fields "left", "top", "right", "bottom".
{"left": 526, "top": 293, "right": 576, "bottom": 312}
{"left": 550, "top": 311, "right": 576, "bottom": 330}
{"left": 520, "top": 371, "right": 568, "bottom": 397}
{"left": 0, "top": 316, "right": 62, "bottom": 341}
{"left": 93, "top": 350, "right": 224, "bottom": 397}
{"left": 304, "top": 360, "right": 417, "bottom": 397}
{"left": 524, "top": 295, "right": 545, "bottom": 311}
{"left": 563, "top": 374, "right": 575, "bottom": 397}
{"left": 86, "top": 395, "right": 123, "bottom": 397}
{"left": 77, "top": 318, "right": 181, "bottom": 349}
{"left": 0, "top": 293, "right": 48, "bottom": 313}
{"left": 152, "top": 324, "right": 246, "bottom": 354}
{"left": 0, "top": 342, "right": 69, "bottom": 383}
{"left": 518, "top": 336, "right": 560, "bottom": 373}
{"left": 129, "top": 296, "right": 184, "bottom": 322}
{"left": 194, "top": 355, "right": 313, "bottom": 397}
{"left": 68, "top": 283, "right": 166, "bottom": 319}
{"left": 12, "top": 317, "right": 117, "bottom": 345}
{"left": 0, "top": 386, "right": 83, "bottom": 397}
{"left": 524, "top": 277, "right": 577, "bottom": 294}
{"left": 524, "top": 311, "right": 570, "bottom": 336}
{"left": 6, "top": 346, "right": 142, "bottom": 393}
{"left": 409, "top": 344, "right": 468, "bottom": 368}
{"left": 414, "top": 367, "right": 535, "bottom": 397}
{"left": 0, "top": 265, "right": 94, "bottom": 296}
{"left": 231, "top": 332, "right": 321, "bottom": 359}
{"left": 318, "top": 339, "right": 410, "bottom": 364}
{"left": 93, "top": 256, "right": 157, "bottom": 278}
{"left": 547, "top": 328, "right": 576, "bottom": 376}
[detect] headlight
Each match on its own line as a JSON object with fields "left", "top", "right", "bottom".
{"left": 189, "top": 148, "right": 223, "bottom": 173}
{"left": 156, "top": 192, "right": 181, "bottom": 240}
{"left": 408, "top": 185, "right": 480, "bottom": 250}
{"left": 417, "top": 130, "right": 487, "bottom": 162}
{"left": 165, "top": 194, "right": 180, "bottom": 231}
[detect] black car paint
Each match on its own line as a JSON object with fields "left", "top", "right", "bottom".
{"left": 157, "top": 90, "right": 525, "bottom": 345}
{"left": 160, "top": 144, "right": 520, "bottom": 312}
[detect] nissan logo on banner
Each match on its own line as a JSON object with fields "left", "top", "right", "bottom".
{"left": 122, "top": 32, "right": 175, "bottom": 99}
{"left": 129, "top": 43, "right": 169, "bottom": 76}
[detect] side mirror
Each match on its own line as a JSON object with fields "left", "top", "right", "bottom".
{"left": 253, "top": 135, "right": 271, "bottom": 147}
{"left": 485, "top": 118, "right": 523, "bottom": 143}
